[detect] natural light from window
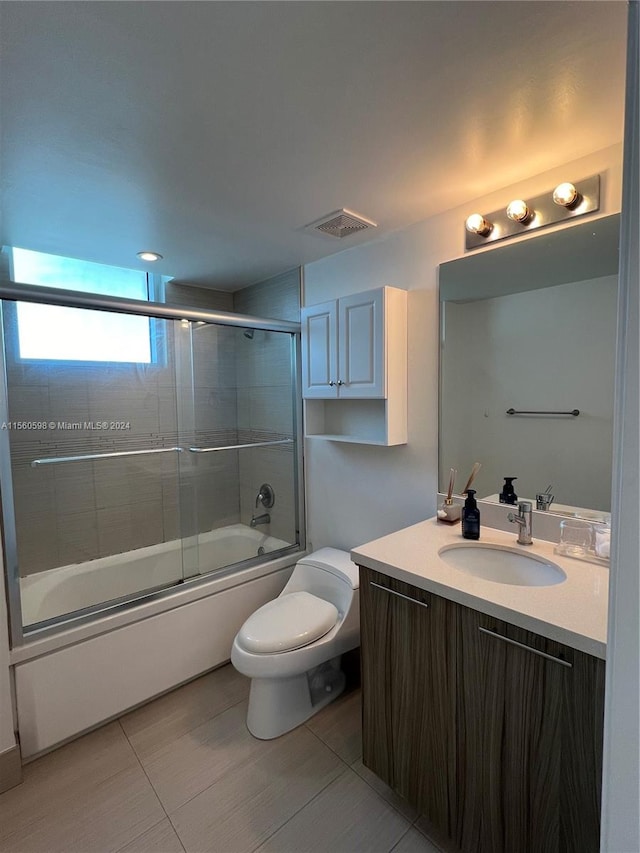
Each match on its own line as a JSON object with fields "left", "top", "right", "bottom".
{"left": 11, "top": 248, "right": 152, "bottom": 363}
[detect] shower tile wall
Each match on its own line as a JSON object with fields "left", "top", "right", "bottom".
{"left": 5, "top": 285, "right": 236, "bottom": 577}
{"left": 233, "top": 269, "right": 301, "bottom": 544}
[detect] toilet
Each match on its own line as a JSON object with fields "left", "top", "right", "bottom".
{"left": 231, "top": 548, "right": 359, "bottom": 739}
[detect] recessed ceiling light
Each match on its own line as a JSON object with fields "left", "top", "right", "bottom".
{"left": 137, "top": 251, "right": 163, "bottom": 262}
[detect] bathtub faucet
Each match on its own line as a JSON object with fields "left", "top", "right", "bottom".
{"left": 250, "top": 512, "right": 271, "bottom": 528}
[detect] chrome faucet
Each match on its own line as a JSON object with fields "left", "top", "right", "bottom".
{"left": 536, "top": 485, "right": 554, "bottom": 511}
{"left": 250, "top": 512, "right": 271, "bottom": 528}
{"left": 508, "top": 501, "right": 533, "bottom": 545}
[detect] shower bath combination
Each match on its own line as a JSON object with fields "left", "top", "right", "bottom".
{"left": 0, "top": 284, "right": 305, "bottom": 645}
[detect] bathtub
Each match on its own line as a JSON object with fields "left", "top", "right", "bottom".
{"left": 20, "top": 523, "right": 291, "bottom": 626}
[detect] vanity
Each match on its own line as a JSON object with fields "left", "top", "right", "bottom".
{"left": 350, "top": 209, "right": 616, "bottom": 852}
{"left": 353, "top": 520, "right": 608, "bottom": 853}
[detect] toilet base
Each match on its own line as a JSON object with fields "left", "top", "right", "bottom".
{"left": 246, "top": 657, "right": 346, "bottom": 739}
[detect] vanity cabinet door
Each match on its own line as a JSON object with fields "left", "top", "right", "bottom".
{"left": 455, "top": 607, "right": 605, "bottom": 853}
{"left": 360, "top": 566, "right": 456, "bottom": 838}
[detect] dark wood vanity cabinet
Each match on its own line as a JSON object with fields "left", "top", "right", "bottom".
{"left": 360, "top": 568, "right": 457, "bottom": 837}
{"left": 360, "top": 566, "right": 606, "bottom": 853}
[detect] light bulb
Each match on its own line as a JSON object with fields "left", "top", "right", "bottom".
{"left": 553, "top": 182, "right": 580, "bottom": 208}
{"left": 506, "top": 199, "right": 532, "bottom": 224}
{"left": 465, "top": 213, "right": 492, "bottom": 236}
{"left": 137, "top": 251, "right": 163, "bottom": 262}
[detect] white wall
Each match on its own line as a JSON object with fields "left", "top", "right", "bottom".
{"left": 601, "top": 4, "right": 640, "bottom": 850}
{"left": 303, "top": 144, "right": 622, "bottom": 552}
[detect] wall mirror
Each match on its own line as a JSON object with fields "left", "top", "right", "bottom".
{"left": 439, "top": 214, "right": 620, "bottom": 520}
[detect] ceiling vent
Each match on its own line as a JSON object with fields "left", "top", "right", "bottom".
{"left": 306, "top": 208, "right": 377, "bottom": 239}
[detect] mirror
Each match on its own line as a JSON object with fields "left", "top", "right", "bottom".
{"left": 439, "top": 214, "right": 619, "bottom": 519}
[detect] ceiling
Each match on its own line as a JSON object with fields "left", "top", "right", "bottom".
{"left": 0, "top": 1, "right": 628, "bottom": 291}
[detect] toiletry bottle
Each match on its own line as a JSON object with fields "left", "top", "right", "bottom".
{"left": 462, "top": 489, "right": 480, "bottom": 540}
{"left": 499, "top": 477, "right": 518, "bottom": 505}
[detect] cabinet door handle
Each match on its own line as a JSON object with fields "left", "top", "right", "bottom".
{"left": 337, "top": 379, "right": 344, "bottom": 386}
{"left": 369, "top": 580, "right": 429, "bottom": 609}
{"left": 478, "top": 626, "right": 572, "bottom": 668}
{"left": 328, "top": 381, "right": 336, "bottom": 387}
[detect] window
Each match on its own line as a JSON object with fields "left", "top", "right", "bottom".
{"left": 8, "top": 248, "right": 155, "bottom": 363}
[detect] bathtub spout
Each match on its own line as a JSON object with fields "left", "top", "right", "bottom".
{"left": 250, "top": 513, "right": 271, "bottom": 528}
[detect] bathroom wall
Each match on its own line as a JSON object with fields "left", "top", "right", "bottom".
{"left": 441, "top": 274, "right": 618, "bottom": 511}
{"left": 302, "top": 144, "right": 623, "bottom": 552}
{"left": 233, "top": 268, "right": 301, "bottom": 323}
{"left": 233, "top": 268, "right": 301, "bottom": 543}
{"left": 164, "top": 281, "right": 233, "bottom": 312}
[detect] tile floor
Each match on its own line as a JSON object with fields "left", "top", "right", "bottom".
{"left": 0, "top": 665, "right": 444, "bottom": 853}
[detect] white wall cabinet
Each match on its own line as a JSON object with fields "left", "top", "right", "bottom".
{"left": 302, "top": 287, "right": 407, "bottom": 445}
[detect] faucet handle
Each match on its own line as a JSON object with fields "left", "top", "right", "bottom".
{"left": 255, "top": 483, "right": 275, "bottom": 509}
{"left": 518, "top": 501, "right": 532, "bottom": 512}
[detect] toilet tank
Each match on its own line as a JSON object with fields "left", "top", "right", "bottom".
{"left": 282, "top": 548, "right": 358, "bottom": 613}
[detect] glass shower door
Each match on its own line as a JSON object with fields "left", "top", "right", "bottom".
{"left": 187, "top": 322, "right": 300, "bottom": 577}
{"left": 1, "top": 300, "right": 187, "bottom": 631}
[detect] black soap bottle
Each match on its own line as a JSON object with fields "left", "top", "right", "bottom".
{"left": 462, "top": 489, "right": 480, "bottom": 540}
{"left": 499, "top": 477, "right": 518, "bottom": 505}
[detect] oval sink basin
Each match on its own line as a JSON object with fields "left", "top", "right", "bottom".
{"left": 438, "top": 543, "right": 566, "bottom": 587}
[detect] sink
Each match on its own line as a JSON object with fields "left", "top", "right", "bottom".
{"left": 438, "top": 543, "right": 566, "bottom": 587}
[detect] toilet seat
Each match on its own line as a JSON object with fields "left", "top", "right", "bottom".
{"left": 237, "top": 591, "right": 339, "bottom": 654}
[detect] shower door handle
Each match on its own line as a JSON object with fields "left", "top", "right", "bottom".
{"left": 188, "top": 439, "right": 294, "bottom": 453}
{"left": 31, "top": 447, "right": 183, "bottom": 466}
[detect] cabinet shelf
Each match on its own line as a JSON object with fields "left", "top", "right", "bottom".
{"left": 304, "top": 397, "right": 406, "bottom": 446}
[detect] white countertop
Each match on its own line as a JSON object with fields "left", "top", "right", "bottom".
{"left": 351, "top": 518, "right": 608, "bottom": 659}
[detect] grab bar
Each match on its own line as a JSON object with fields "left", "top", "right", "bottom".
{"left": 189, "top": 439, "right": 294, "bottom": 453}
{"left": 31, "top": 447, "right": 183, "bottom": 467}
{"left": 506, "top": 408, "right": 580, "bottom": 417}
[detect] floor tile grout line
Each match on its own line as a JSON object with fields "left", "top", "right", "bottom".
{"left": 116, "top": 718, "right": 174, "bottom": 827}
{"left": 388, "top": 824, "right": 415, "bottom": 853}
{"left": 347, "top": 756, "right": 426, "bottom": 827}
{"left": 111, "top": 815, "right": 180, "bottom": 853}
{"left": 303, "top": 720, "right": 360, "bottom": 770}
{"left": 412, "top": 820, "right": 448, "bottom": 853}
{"left": 152, "top": 710, "right": 326, "bottom": 819}
{"left": 120, "top": 691, "right": 249, "bottom": 767}
{"left": 246, "top": 765, "right": 353, "bottom": 853}
{"left": 165, "top": 811, "right": 188, "bottom": 853}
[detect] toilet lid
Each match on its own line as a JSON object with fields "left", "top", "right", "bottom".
{"left": 238, "top": 591, "right": 339, "bottom": 654}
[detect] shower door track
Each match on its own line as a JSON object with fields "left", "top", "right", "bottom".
{"left": 0, "top": 283, "right": 300, "bottom": 332}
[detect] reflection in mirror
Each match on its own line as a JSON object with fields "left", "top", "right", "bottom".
{"left": 439, "top": 214, "right": 619, "bottom": 518}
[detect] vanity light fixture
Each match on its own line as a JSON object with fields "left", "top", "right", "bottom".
{"left": 506, "top": 199, "right": 533, "bottom": 225}
{"left": 464, "top": 174, "right": 600, "bottom": 252}
{"left": 465, "top": 213, "right": 493, "bottom": 236}
{"left": 552, "top": 182, "right": 581, "bottom": 209}
{"left": 137, "top": 251, "right": 163, "bottom": 262}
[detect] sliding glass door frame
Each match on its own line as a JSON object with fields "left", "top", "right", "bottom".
{"left": 0, "top": 284, "right": 303, "bottom": 647}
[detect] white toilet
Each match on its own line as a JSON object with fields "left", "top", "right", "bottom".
{"left": 231, "top": 548, "right": 359, "bottom": 739}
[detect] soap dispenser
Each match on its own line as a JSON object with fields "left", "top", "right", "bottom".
{"left": 499, "top": 477, "right": 518, "bottom": 505}
{"left": 462, "top": 489, "right": 480, "bottom": 540}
